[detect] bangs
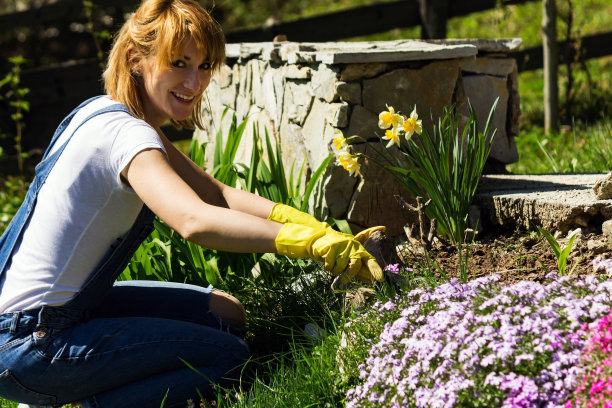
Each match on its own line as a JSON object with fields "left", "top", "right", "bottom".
{"left": 154, "top": 3, "right": 225, "bottom": 71}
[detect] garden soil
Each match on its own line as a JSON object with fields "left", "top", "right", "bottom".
{"left": 420, "top": 230, "right": 612, "bottom": 285}
{"left": 388, "top": 173, "right": 612, "bottom": 285}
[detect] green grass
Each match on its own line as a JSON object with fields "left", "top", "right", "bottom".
{"left": 508, "top": 120, "right": 612, "bottom": 174}
{"left": 213, "top": 330, "right": 346, "bottom": 408}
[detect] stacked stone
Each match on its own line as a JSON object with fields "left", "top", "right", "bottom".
{"left": 195, "top": 39, "right": 522, "bottom": 235}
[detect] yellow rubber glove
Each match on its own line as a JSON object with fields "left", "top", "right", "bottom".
{"left": 269, "top": 203, "right": 387, "bottom": 241}
{"left": 275, "top": 223, "right": 384, "bottom": 283}
{"left": 350, "top": 226, "right": 387, "bottom": 283}
{"left": 267, "top": 203, "right": 326, "bottom": 230}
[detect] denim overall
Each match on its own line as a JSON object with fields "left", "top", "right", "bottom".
{"left": 0, "top": 97, "right": 249, "bottom": 408}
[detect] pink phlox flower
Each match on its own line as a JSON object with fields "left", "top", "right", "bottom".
{"left": 590, "top": 380, "right": 606, "bottom": 395}
{"left": 385, "top": 263, "right": 400, "bottom": 274}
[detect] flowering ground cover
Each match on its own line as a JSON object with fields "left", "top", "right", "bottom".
{"left": 342, "top": 270, "right": 612, "bottom": 408}
{"left": 565, "top": 309, "right": 612, "bottom": 407}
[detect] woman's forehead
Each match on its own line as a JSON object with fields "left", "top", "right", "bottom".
{"left": 174, "top": 36, "right": 207, "bottom": 59}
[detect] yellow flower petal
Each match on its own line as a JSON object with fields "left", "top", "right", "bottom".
{"left": 333, "top": 132, "right": 347, "bottom": 151}
{"left": 411, "top": 108, "right": 423, "bottom": 135}
{"left": 346, "top": 156, "right": 361, "bottom": 177}
{"left": 378, "top": 105, "right": 403, "bottom": 130}
{"left": 403, "top": 107, "right": 422, "bottom": 138}
{"left": 336, "top": 151, "right": 360, "bottom": 176}
{"left": 337, "top": 151, "right": 352, "bottom": 168}
{"left": 383, "top": 128, "right": 401, "bottom": 148}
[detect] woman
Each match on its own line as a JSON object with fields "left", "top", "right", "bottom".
{"left": 0, "top": 0, "right": 383, "bottom": 407}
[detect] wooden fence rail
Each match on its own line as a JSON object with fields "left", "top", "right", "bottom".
{"left": 2, "top": 0, "right": 612, "bottom": 69}
{"left": 2, "top": 0, "right": 611, "bottom": 71}
{"left": 0, "top": 0, "right": 138, "bottom": 31}
{"left": 0, "top": 0, "right": 536, "bottom": 42}
{"left": 512, "top": 31, "right": 612, "bottom": 72}
{"left": 225, "top": 0, "right": 536, "bottom": 43}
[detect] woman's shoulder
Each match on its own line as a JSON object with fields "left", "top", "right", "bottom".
{"left": 77, "top": 96, "right": 153, "bottom": 131}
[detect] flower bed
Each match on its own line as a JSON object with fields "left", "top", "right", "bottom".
{"left": 342, "top": 272, "right": 612, "bottom": 408}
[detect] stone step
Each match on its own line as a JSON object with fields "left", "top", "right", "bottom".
{"left": 474, "top": 173, "right": 612, "bottom": 234}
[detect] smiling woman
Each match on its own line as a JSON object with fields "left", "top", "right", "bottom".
{"left": 103, "top": 0, "right": 225, "bottom": 130}
{"left": 0, "top": 0, "right": 385, "bottom": 407}
{"left": 136, "top": 36, "right": 213, "bottom": 128}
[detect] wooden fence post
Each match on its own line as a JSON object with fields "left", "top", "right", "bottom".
{"left": 418, "top": 0, "right": 448, "bottom": 39}
{"left": 542, "top": 0, "right": 559, "bottom": 134}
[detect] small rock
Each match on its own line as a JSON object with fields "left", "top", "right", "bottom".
{"left": 587, "top": 239, "right": 609, "bottom": 255}
{"left": 464, "top": 228, "right": 478, "bottom": 243}
{"left": 602, "top": 219, "right": 612, "bottom": 241}
{"left": 362, "top": 230, "right": 403, "bottom": 267}
{"left": 594, "top": 172, "right": 612, "bottom": 199}
{"left": 304, "top": 322, "right": 327, "bottom": 340}
{"left": 345, "top": 287, "right": 376, "bottom": 311}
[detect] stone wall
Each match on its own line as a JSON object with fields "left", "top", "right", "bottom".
{"left": 195, "top": 39, "right": 522, "bottom": 235}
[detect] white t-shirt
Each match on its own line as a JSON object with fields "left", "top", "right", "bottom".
{"left": 0, "top": 96, "right": 166, "bottom": 313}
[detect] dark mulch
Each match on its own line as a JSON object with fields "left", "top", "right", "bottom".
{"left": 403, "top": 228, "right": 612, "bottom": 284}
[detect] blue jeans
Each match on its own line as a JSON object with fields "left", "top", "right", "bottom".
{"left": 0, "top": 281, "right": 250, "bottom": 408}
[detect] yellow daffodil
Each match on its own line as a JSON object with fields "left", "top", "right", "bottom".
{"left": 402, "top": 107, "right": 423, "bottom": 139}
{"left": 337, "top": 151, "right": 352, "bottom": 168}
{"left": 333, "top": 131, "right": 348, "bottom": 151}
{"left": 337, "top": 151, "right": 360, "bottom": 177}
{"left": 378, "top": 105, "right": 403, "bottom": 130}
{"left": 383, "top": 128, "right": 401, "bottom": 148}
{"left": 345, "top": 155, "right": 361, "bottom": 177}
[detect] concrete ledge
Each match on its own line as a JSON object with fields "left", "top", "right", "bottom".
{"left": 475, "top": 173, "right": 612, "bottom": 233}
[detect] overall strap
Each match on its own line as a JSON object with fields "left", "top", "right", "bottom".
{"left": 34, "top": 101, "right": 132, "bottom": 189}
{"left": 0, "top": 98, "right": 134, "bottom": 278}
{"left": 41, "top": 95, "right": 105, "bottom": 160}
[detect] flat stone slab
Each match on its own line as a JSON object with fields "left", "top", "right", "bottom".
{"left": 225, "top": 38, "right": 522, "bottom": 64}
{"left": 475, "top": 173, "right": 612, "bottom": 233}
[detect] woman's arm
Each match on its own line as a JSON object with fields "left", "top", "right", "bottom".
{"left": 123, "top": 145, "right": 384, "bottom": 283}
{"left": 123, "top": 147, "right": 281, "bottom": 253}
{"left": 158, "top": 132, "right": 275, "bottom": 219}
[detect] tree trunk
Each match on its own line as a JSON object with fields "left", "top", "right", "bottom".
{"left": 418, "top": 0, "right": 448, "bottom": 39}
{"left": 542, "top": 0, "right": 559, "bottom": 134}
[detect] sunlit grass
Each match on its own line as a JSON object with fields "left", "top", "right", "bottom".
{"left": 508, "top": 120, "right": 612, "bottom": 174}
{"left": 214, "top": 330, "right": 346, "bottom": 408}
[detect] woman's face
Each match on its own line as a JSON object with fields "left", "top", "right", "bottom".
{"left": 139, "top": 36, "right": 212, "bottom": 128}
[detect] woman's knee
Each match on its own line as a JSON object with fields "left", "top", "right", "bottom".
{"left": 209, "top": 290, "right": 246, "bottom": 331}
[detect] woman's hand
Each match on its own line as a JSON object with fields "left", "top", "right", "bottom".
{"left": 272, "top": 219, "right": 384, "bottom": 284}
{"left": 269, "top": 203, "right": 385, "bottom": 283}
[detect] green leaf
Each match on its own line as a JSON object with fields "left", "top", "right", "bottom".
{"left": 301, "top": 154, "right": 333, "bottom": 213}
{"left": 558, "top": 232, "right": 577, "bottom": 274}
{"left": 8, "top": 56, "right": 26, "bottom": 66}
{"left": 537, "top": 226, "right": 561, "bottom": 258}
{"left": 538, "top": 226, "right": 577, "bottom": 275}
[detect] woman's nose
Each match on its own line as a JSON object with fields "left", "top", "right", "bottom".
{"left": 184, "top": 69, "right": 201, "bottom": 90}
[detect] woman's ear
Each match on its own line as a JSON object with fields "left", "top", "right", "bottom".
{"left": 128, "top": 46, "right": 142, "bottom": 76}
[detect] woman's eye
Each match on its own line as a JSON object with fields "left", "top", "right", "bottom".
{"left": 199, "top": 62, "right": 211, "bottom": 70}
{"left": 171, "top": 60, "right": 186, "bottom": 68}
